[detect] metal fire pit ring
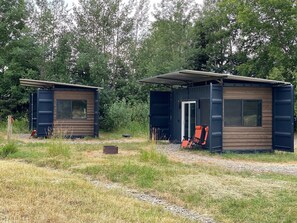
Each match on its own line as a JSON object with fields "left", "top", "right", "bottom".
{"left": 103, "top": 146, "right": 118, "bottom": 154}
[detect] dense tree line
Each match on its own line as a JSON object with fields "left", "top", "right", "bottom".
{"left": 0, "top": 0, "right": 296, "bottom": 127}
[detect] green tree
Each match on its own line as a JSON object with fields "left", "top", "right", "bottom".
{"left": 28, "top": 0, "right": 71, "bottom": 80}
{"left": 189, "top": 0, "right": 297, "bottom": 80}
{"left": 136, "top": 0, "right": 199, "bottom": 77}
{"left": 0, "top": 0, "right": 40, "bottom": 119}
{"left": 189, "top": 0, "right": 248, "bottom": 73}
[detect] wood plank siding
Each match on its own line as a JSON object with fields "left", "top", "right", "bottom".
{"left": 53, "top": 91, "right": 94, "bottom": 136}
{"left": 223, "top": 87, "right": 272, "bottom": 151}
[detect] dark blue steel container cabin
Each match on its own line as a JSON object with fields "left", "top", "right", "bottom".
{"left": 142, "top": 70, "right": 294, "bottom": 152}
{"left": 21, "top": 79, "right": 100, "bottom": 138}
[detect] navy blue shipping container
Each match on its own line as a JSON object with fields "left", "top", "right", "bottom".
{"left": 141, "top": 70, "right": 294, "bottom": 152}
{"left": 21, "top": 79, "right": 101, "bottom": 138}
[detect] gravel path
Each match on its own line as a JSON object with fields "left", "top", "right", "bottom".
{"left": 16, "top": 160, "right": 215, "bottom": 223}
{"left": 87, "top": 177, "right": 216, "bottom": 223}
{"left": 157, "top": 144, "right": 297, "bottom": 176}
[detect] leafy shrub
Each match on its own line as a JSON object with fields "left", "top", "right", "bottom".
{"left": 103, "top": 99, "right": 132, "bottom": 131}
{"left": 12, "top": 118, "right": 29, "bottom": 133}
{"left": 47, "top": 141, "right": 71, "bottom": 158}
{"left": 103, "top": 99, "right": 149, "bottom": 132}
{"left": 131, "top": 103, "right": 149, "bottom": 123}
{"left": 0, "top": 142, "right": 18, "bottom": 158}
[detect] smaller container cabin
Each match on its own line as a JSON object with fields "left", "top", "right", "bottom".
{"left": 20, "top": 79, "right": 101, "bottom": 138}
{"left": 140, "top": 70, "right": 294, "bottom": 152}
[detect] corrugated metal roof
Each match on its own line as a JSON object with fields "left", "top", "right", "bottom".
{"left": 139, "top": 70, "right": 290, "bottom": 86}
{"left": 20, "top": 79, "right": 102, "bottom": 90}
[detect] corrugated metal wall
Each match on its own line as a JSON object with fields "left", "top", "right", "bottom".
{"left": 273, "top": 85, "right": 294, "bottom": 152}
{"left": 29, "top": 93, "right": 37, "bottom": 131}
{"left": 94, "top": 90, "right": 99, "bottom": 137}
{"left": 150, "top": 91, "right": 171, "bottom": 140}
{"left": 171, "top": 85, "right": 210, "bottom": 142}
{"left": 36, "top": 89, "right": 54, "bottom": 137}
{"left": 209, "top": 84, "right": 223, "bottom": 152}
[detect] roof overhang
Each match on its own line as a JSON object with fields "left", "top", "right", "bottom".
{"left": 139, "top": 70, "right": 290, "bottom": 86}
{"left": 20, "top": 79, "right": 102, "bottom": 90}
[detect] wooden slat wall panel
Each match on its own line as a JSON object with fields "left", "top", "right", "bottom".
{"left": 223, "top": 87, "right": 272, "bottom": 151}
{"left": 53, "top": 91, "right": 94, "bottom": 136}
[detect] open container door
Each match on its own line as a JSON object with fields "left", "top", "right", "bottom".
{"left": 273, "top": 85, "right": 294, "bottom": 152}
{"left": 36, "top": 89, "right": 54, "bottom": 137}
{"left": 150, "top": 91, "right": 171, "bottom": 140}
{"left": 209, "top": 84, "right": 223, "bottom": 152}
{"left": 29, "top": 93, "right": 37, "bottom": 131}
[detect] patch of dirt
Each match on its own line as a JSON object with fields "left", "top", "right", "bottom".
{"left": 84, "top": 150, "right": 137, "bottom": 158}
{"left": 157, "top": 144, "right": 297, "bottom": 176}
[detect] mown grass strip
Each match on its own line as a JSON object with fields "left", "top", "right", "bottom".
{"left": 0, "top": 160, "right": 191, "bottom": 223}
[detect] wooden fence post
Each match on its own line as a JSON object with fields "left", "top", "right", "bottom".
{"left": 7, "top": 115, "right": 13, "bottom": 140}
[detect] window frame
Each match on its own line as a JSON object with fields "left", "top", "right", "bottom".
{"left": 224, "top": 99, "right": 262, "bottom": 127}
{"left": 56, "top": 99, "right": 87, "bottom": 120}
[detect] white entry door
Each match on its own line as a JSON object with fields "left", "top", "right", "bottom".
{"left": 181, "top": 101, "right": 196, "bottom": 140}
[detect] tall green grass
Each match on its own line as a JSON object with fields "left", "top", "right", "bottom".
{"left": 47, "top": 140, "right": 71, "bottom": 158}
{"left": 0, "top": 117, "right": 29, "bottom": 133}
{"left": 140, "top": 149, "right": 168, "bottom": 164}
{"left": 80, "top": 161, "right": 160, "bottom": 188}
{"left": 0, "top": 142, "right": 18, "bottom": 158}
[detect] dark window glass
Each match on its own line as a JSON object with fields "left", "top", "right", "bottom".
{"left": 224, "top": 100, "right": 242, "bottom": 126}
{"left": 57, "top": 100, "right": 72, "bottom": 119}
{"left": 243, "top": 100, "right": 262, "bottom": 126}
{"left": 72, "top": 100, "right": 87, "bottom": 119}
{"left": 224, "top": 99, "right": 262, "bottom": 127}
{"left": 56, "top": 100, "right": 87, "bottom": 119}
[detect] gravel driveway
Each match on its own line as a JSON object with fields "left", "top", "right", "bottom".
{"left": 157, "top": 144, "right": 297, "bottom": 176}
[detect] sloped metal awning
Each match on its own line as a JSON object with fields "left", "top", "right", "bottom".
{"left": 139, "top": 70, "right": 290, "bottom": 86}
{"left": 20, "top": 79, "right": 102, "bottom": 90}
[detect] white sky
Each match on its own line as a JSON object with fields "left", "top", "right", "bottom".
{"left": 65, "top": 0, "right": 204, "bottom": 8}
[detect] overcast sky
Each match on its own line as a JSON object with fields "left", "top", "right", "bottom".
{"left": 65, "top": 0, "right": 204, "bottom": 9}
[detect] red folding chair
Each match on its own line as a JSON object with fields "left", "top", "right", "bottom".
{"left": 181, "top": 125, "right": 209, "bottom": 149}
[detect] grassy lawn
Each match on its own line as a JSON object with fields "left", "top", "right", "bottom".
{"left": 0, "top": 160, "right": 189, "bottom": 223}
{"left": 1, "top": 138, "right": 297, "bottom": 222}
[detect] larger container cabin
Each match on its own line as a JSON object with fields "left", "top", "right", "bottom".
{"left": 140, "top": 70, "right": 294, "bottom": 152}
{"left": 20, "top": 79, "right": 100, "bottom": 138}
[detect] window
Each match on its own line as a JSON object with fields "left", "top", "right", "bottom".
{"left": 224, "top": 100, "right": 262, "bottom": 127}
{"left": 224, "top": 100, "right": 242, "bottom": 126}
{"left": 57, "top": 100, "right": 87, "bottom": 119}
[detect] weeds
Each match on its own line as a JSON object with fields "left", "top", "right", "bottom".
{"left": 80, "top": 162, "right": 160, "bottom": 188}
{"left": 37, "top": 159, "right": 72, "bottom": 169}
{"left": 0, "top": 142, "right": 18, "bottom": 158}
{"left": 0, "top": 117, "right": 29, "bottom": 134}
{"left": 140, "top": 149, "right": 168, "bottom": 164}
{"left": 47, "top": 140, "right": 71, "bottom": 158}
